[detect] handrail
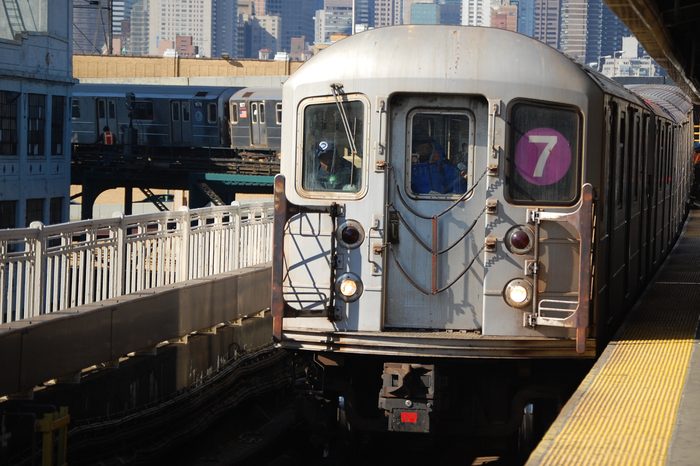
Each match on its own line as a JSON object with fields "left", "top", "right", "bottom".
{"left": 0, "top": 201, "right": 274, "bottom": 324}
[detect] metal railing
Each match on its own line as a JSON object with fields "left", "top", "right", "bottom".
{"left": 0, "top": 201, "right": 274, "bottom": 324}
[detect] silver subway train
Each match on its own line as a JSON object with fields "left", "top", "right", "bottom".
{"left": 272, "top": 26, "right": 693, "bottom": 441}
{"left": 71, "top": 83, "right": 282, "bottom": 157}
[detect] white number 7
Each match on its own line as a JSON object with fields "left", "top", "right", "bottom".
{"left": 528, "top": 135, "right": 558, "bottom": 177}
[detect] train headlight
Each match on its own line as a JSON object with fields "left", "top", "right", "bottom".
{"left": 335, "top": 272, "right": 363, "bottom": 302}
{"left": 336, "top": 220, "right": 365, "bottom": 249}
{"left": 505, "top": 226, "right": 534, "bottom": 255}
{"left": 503, "top": 279, "right": 533, "bottom": 308}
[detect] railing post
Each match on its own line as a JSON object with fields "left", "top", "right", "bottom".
{"left": 232, "top": 201, "right": 241, "bottom": 270}
{"left": 113, "top": 212, "right": 126, "bottom": 297}
{"left": 178, "top": 207, "right": 190, "bottom": 281}
{"left": 30, "top": 221, "right": 45, "bottom": 318}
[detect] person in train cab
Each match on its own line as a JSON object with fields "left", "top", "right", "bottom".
{"left": 316, "top": 141, "right": 353, "bottom": 189}
{"left": 411, "top": 140, "right": 462, "bottom": 194}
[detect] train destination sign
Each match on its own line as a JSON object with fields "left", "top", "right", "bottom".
{"left": 514, "top": 127, "right": 572, "bottom": 186}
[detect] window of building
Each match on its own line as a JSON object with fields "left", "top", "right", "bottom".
{"left": 0, "top": 90, "right": 19, "bottom": 155}
{"left": 49, "top": 197, "right": 63, "bottom": 225}
{"left": 28, "top": 94, "right": 46, "bottom": 156}
{"left": 51, "top": 96, "right": 65, "bottom": 155}
{"left": 25, "top": 198, "right": 44, "bottom": 226}
{"left": 0, "top": 200, "right": 17, "bottom": 229}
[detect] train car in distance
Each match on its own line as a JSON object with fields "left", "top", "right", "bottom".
{"left": 229, "top": 87, "right": 283, "bottom": 158}
{"left": 71, "top": 83, "right": 239, "bottom": 149}
{"left": 272, "top": 24, "right": 693, "bottom": 450}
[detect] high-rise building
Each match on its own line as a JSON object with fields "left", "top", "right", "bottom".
{"left": 214, "top": 0, "right": 238, "bottom": 57}
{"left": 73, "top": 0, "right": 111, "bottom": 54}
{"left": 559, "top": 0, "right": 587, "bottom": 62}
{"left": 316, "top": 0, "right": 353, "bottom": 44}
{"left": 513, "top": 0, "right": 535, "bottom": 37}
{"left": 375, "top": 0, "right": 403, "bottom": 27}
{"left": 129, "top": 0, "right": 149, "bottom": 55}
{"left": 411, "top": 3, "right": 441, "bottom": 24}
{"left": 438, "top": 0, "right": 461, "bottom": 25}
{"left": 461, "top": 0, "right": 490, "bottom": 26}
{"left": 491, "top": 4, "right": 518, "bottom": 32}
{"left": 533, "top": 0, "right": 559, "bottom": 48}
{"left": 353, "top": 0, "right": 375, "bottom": 31}
{"left": 585, "top": 0, "right": 632, "bottom": 67}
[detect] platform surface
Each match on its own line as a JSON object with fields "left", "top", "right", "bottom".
{"left": 527, "top": 208, "right": 700, "bottom": 465}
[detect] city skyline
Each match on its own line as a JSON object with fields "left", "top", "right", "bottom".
{"left": 70, "top": 0, "right": 655, "bottom": 73}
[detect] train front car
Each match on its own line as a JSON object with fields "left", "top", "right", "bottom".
{"left": 273, "top": 26, "right": 600, "bottom": 440}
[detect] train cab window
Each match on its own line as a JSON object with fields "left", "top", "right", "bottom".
{"left": 507, "top": 102, "right": 580, "bottom": 205}
{"left": 276, "top": 103, "right": 282, "bottom": 125}
{"left": 409, "top": 112, "right": 471, "bottom": 196}
{"left": 207, "top": 103, "right": 217, "bottom": 124}
{"left": 301, "top": 99, "right": 364, "bottom": 193}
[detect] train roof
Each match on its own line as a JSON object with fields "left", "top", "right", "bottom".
{"left": 72, "top": 83, "right": 240, "bottom": 100}
{"left": 286, "top": 25, "right": 600, "bottom": 105}
{"left": 626, "top": 84, "right": 692, "bottom": 124}
{"left": 230, "top": 87, "right": 282, "bottom": 101}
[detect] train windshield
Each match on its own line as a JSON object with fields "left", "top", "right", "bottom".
{"left": 507, "top": 102, "right": 580, "bottom": 204}
{"left": 409, "top": 111, "right": 472, "bottom": 196}
{"left": 301, "top": 100, "right": 364, "bottom": 193}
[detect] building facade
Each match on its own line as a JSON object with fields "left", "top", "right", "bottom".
{"left": 0, "top": 0, "right": 72, "bottom": 227}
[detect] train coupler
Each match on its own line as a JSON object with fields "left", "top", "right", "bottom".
{"left": 378, "top": 363, "right": 436, "bottom": 433}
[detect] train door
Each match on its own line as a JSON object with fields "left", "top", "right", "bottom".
{"left": 384, "top": 94, "right": 486, "bottom": 330}
{"left": 96, "top": 98, "right": 119, "bottom": 143}
{"left": 170, "top": 100, "right": 192, "bottom": 145}
{"left": 249, "top": 101, "right": 267, "bottom": 147}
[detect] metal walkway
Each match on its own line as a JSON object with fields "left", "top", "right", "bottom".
{"left": 528, "top": 207, "right": 700, "bottom": 465}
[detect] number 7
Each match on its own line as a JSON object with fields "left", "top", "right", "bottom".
{"left": 528, "top": 135, "right": 558, "bottom": 177}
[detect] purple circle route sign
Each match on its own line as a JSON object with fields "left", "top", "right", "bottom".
{"left": 514, "top": 128, "right": 572, "bottom": 186}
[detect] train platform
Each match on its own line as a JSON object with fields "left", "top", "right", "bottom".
{"left": 528, "top": 206, "right": 700, "bottom": 465}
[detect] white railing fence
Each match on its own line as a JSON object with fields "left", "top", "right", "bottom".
{"left": 0, "top": 201, "right": 274, "bottom": 324}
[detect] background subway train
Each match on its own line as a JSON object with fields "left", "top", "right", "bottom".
{"left": 71, "top": 83, "right": 282, "bottom": 158}
{"left": 271, "top": 25, "right": 694, "bottom": 456}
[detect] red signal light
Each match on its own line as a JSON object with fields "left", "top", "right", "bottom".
{"left": 400, "top": 411, "right": 418, "bottom": 424}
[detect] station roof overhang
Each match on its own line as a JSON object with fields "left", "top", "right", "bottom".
{"left": 606, "top": 0, "right": 700, "bottom": 103}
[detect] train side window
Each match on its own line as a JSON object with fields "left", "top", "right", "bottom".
{"left": 132, "top": 101, "right": 153, "bottom": 120}
{"left": 251, "top": 103, "right": 258, "bottom": 124}
{"left": 408, "top": 111, "right": 472, "bottom": 197}
{"left": 507, "top": 101, "right": 580, "bottom": 205}
{"left": 108, "top": 101, "right": 116, "bottom": 119}
{"left": 207, "top": 103, "right": 217, "bottom": 124}
{"left": 171, "top": 102, "right": 180, "bottom": 121}
{"left": 97, "top": 100, "right": 105, "bottom": 119}
{"left": 71, "top": 98, "right": 80, "bottom": 118}
{"left": 231, "top": 103, "right": 239, "bottom": 124}
{"left": 615, "top": 111, "right": 626, "bottom": 210}
{"left": 259, "top": 102, "right": 266, "bottom": 124}
{"left": 301, "top": 99, "right": 364, "bottom": 193}
{"left": 276, "top": 103, "right": 282, "bottom": 125}
{"left": 182, "top": 102, "right": 190, "bottom": 122}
